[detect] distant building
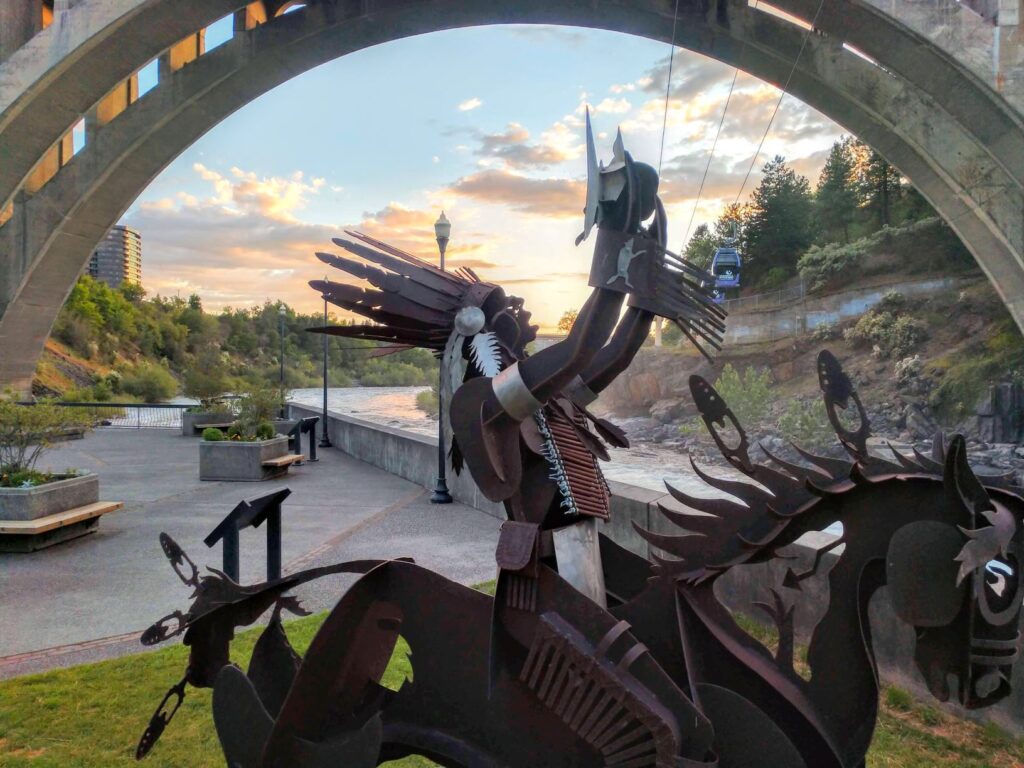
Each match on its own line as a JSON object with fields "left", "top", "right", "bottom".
{"left": 87, "top": 224, "right": 142, "bottom": 288}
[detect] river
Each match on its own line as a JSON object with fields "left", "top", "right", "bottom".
{"left": 288, "top": 386, "right": 746, "bottom": 500}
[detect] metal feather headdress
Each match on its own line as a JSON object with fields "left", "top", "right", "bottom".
{"left": 308, "top": 231, "right": 501, "bottom": 351}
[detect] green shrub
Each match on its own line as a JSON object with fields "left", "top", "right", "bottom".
{"left": 778, "top": 398, "right": 833, "bottom": 451}
{"left": 227, "top": 423, "right": 243, "bottom": 440}
{"left": 415, "top": 387, "right": 439, "bottom": 417}
{"left": 797, "top": 240, "right": 866, "bottom": 292}
{"left": 230, "top": 384, "right": 284, "bottom": 439}
{"left": 202, "top": 427, "right": 225, "bottom": 442}
{"left": 183, "top": 348, "right": 230, "bottom": 411}
{"left": 0, "top": 397, "right": 92, "bottom": 480}
{"left": 119, "top": 361, "right": 178, "bottom": 402}
{"left": 875, "top": 290, "right": 906, "bottom": 313}
{"left": 255, "top": 421, "right": 275, "bottom": 440}
{"left": 843, "top": 305, "right": 927, "bottom": 359}
{"left": 810, "top": 322, "right": 839, "bottom": 342}
{"left": 712, "top": 364, "right": 773, "bottom": 428}
{"left": 360, "top": 361, "right": 431, "bottom": 387}
{"left": 759, "top": 266, "right": 791, "bottom": 292}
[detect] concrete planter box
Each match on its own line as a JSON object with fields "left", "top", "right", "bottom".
{"left": 199, "top": 436, "right": 290, "bottom": 481}
{"left": 0, "top": 473, "right": 99, "bottom": 521}
{"left": 273, "top": 419, "right": 296, "bottom": 436}
{"left": 182, "top": 411, "right": 233, "bottom": 437}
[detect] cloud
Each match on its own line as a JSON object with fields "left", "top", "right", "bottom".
{"left": 473, "top": 122, "right": 574, "bottom": 170}
{"left": 498, "top": 271, "right": 589, "bottom": 285}
{"left": 450, "top": 170, "right": 584, "bottom": 218}
{"left": 594, "top": 97, "right": 632, "bottom": 115}
{"left": 189, "top": 163, "right": 324, "bottom": 222}
{"left": 127, "top": 165, "right": 500, "bottom": 312}
{"left": 458, "top": 97, "right": 482, "bottom": 112}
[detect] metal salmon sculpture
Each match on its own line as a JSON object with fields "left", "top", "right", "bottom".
{"left": 136, "top": 117, "right": 1023, "bottom": 767}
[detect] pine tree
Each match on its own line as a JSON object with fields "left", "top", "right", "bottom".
{"left": 714, "top": 203, "right": 751, "bottom": 249}
{"left": 815, "top": 137, "right": 858, "bottom": 243}
{"left": 849, "top": 140, "right": 902, "bottom": 227}
{"left": 743, "top": 156, "right": 814, "bottom": 285}
{"left": 683, "top": 223, "right": 717, "bottom": 271}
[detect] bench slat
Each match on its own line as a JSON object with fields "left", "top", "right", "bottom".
{"left": 0, "top": 501, "right": 124, "bottom": 535}
{"left": 262, "top": 455, "right": 304, "bottom": 468}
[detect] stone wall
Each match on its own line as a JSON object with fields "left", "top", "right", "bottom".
{"left": 289, "top": 402, "right": 1024, "bottom": 733}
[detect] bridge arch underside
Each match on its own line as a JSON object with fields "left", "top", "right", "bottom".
{"left": 1, "top": 0, "right": 1023, "bottom": 394}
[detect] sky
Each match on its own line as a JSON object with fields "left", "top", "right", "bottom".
{"left": 124, "top": 22, "right": 845, "bottom": 330}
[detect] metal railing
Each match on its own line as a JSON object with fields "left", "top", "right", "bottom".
{"left": 16, "top": 401, "right": 237, "bottom": 429}
{"left": 722, "top": 283, "right": 806, "bottom": 313}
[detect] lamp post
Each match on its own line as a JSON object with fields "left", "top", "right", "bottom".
{"left": 430, "top": 211, "right": 453, "bottom": 504}
{"left": 319, "top": 278, "right": 332, "bottom": 449}
{"left": 278, "top": 305, "right": 287, "bottom": 418}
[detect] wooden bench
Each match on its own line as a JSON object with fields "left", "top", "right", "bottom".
{"left": 195, "top": 421, "right": 234, "bottom": 433}
{"left": 262, "top": 454, "right": 304, "bottom": 469}
{"left": 0, "top": 501, "right": 124, "bottom": 552}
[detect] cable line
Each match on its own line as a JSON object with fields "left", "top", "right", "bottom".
{"left": 683, "top": 68, "right": 740, "bottom": 246}
{"left": 734, "top": 0, "right": 828, "bottom": 205}
{"left": 657, "top": 0, "right": 682, "bottom": 176}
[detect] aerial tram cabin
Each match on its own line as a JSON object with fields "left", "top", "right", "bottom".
{"left": 710, "top": 242, "right": 741, "bottom": 289}
{"left": 705, "top": 240, "right": 741, "bottom": 303}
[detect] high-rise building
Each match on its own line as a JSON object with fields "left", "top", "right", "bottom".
{"left": 87, "top": 224, "right": 142, "bottom": 288}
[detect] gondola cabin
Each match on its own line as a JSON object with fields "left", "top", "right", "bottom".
{"left": 711, "top": 244, "right": 741, "bottom": 289}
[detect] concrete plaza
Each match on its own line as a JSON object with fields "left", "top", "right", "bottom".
{"left": 0, "top": 428, "right": 501, "bottom": 678}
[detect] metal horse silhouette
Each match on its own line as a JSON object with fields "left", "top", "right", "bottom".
{"left": 136, "top": 120, "right": 1023, "bottom": 767}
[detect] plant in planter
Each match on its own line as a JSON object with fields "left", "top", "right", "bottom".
{"left": 0, "top": 398, "right": 92, "bottom": 490}
{"left": 198, "top": 387, "right": 294, "bottom": 481}
{"left": 0, "top": 398, "right": 117, "bottom": 551}
{"left": 181, "top": 348, "right": 234, "bottom": 436}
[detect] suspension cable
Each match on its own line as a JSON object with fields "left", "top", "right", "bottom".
{"left": 657, "top": 0, "right": 682, "bottom": 176}
{"left": 683, "top": 68, "right": 740, "bottom": 245}
{"left": 733, "top": 0, "right": 828, "bottom": 205}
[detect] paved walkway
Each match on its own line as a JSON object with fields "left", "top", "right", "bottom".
{"left": 0, "top": 429, "right": 502, "bottom": 678}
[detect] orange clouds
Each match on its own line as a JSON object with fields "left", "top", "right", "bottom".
{"left": 450, "top": 170, "right": 584, "bottom": 218}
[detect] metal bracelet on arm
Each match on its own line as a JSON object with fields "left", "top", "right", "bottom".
{"left": 564, "top": 374, "right": 600, "bottom": 407}
{"left": 491, "top": 362, "right": 544, "bottom": 421}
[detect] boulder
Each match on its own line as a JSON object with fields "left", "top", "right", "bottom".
{"left": 904, "top": 403, "right": 940, "bottom": 441}
{"left": 650, "top": 398, "right": 687, "bottom": 424}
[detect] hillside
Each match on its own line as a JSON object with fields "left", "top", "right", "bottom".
{"left": 596, "top": 274, "right": 1024, "bottom": 473}
{"left": 28, "top": 275, "right": 439, "bottom": 401}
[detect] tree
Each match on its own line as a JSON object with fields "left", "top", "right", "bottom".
{"left": 714, "top": 203, "right": 750, "bottom": 250}
{"left": 683, "top": 224, "right": 717, "bottom": 271}
{"left": 557, "top": 309, "right": 578, "bottom": 334}
{"left": 743, "top": 156, "right": 814, "bottom": 285}
{"left": 849, "top": 140, "right": 902, "bottom": 227}
{"left": 815, "top": 137, "right": 858, "bottom": 243}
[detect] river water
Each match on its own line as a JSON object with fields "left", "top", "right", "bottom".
{"left": 289, "top": 386, "right": 745, "bottom": 500}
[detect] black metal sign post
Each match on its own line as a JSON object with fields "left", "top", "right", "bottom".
{"left": 203, "top": 488, "right": 291, "bottom": 581}
{"left": 288, "top": 416, "right": 320, "bottom": 462}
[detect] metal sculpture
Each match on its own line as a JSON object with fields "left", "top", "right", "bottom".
{"left": 136, "top": 120, "right": 1023, "bottom": 767}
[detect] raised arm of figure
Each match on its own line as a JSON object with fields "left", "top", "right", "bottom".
{"left": 569, "top": 307, "right": 655, "bottom": 404}
{"left": 513, "top": 286, "right": 626, "bottom": 406}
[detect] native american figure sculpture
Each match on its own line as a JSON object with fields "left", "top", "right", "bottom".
{"left": 136, "top": 120, "right": 1023, "bottom": 767}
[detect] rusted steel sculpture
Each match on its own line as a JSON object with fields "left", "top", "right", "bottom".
{"left": 137, "top": 120, "right": 1023, "bottom": 767}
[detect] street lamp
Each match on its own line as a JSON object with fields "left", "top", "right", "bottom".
{"left": 430, "top": 211, "right": 453, "bottom": 505}
{"left": 319, "top": 277, "right": 332, "bottom": 449}
{"left": 278, "top": 305, "right": 287, "bottom": 417}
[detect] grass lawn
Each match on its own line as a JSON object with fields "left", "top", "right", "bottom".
{"left": 2, "top": 585, "right": 1023, "bottom": 767}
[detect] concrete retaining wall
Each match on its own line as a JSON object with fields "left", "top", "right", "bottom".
{"left": 724, "top": 277, "right": 960, "bottom": 346}
{"left": 289, "top": 402, "right": 1024, "bottom": 733}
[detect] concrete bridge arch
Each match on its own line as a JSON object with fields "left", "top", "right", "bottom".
{"left": 0, "top": 0, "right": 1022, "bottom": 393}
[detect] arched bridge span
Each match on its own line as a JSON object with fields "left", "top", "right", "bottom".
{"left": 0, "top": 0, "right": 1022, "bottom": 393}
